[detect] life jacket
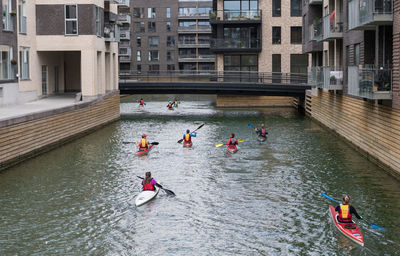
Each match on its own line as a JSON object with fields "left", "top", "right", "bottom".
{"left": 140, "top": 100, "right": 144, "bottom": 105}
{"left": 174, "top": 101, "right": 178, "bottom": 107}
{"left": 143, "top": 178, "right": 155, "bottom": 191}
{"left": 140, "top": 139, "right": 148, "bottom": 149}
{"left": 184, "top": 133, "right": 191, "bottom": 142}
{"left": 228, "top": 138, "right": 238, "bottom": 147}
{"left": 338, "top": 204, "right": 352, "bottom": 223}
{"left": 261, "top": 128, "right": 266, "bottom": 137}
{"left": 168, "top": 103, "right": 173, "bottom": 108}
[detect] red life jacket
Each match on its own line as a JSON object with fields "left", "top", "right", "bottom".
{"left": 261, "top": 128, "right": 266, "bottom": 137}
{"left": 228, "top": 138, "right": 238, "bottom": 147}
{"left": 184, "top": 133, "right": 191, "bottom": 142}
{"left": 338, "top": 204, "right": 352, "bottom": 222}
{"left": 143, "top": 178, "right": 155, "bottom": 191}
{"left": 140, "top": 100, "right": 144, "bottom": 105}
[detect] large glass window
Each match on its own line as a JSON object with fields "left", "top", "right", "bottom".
{"left": 224, "top": 0, "right": 258, "bottom": 19}
{"left": 179, "top": 63, "right": 196, "bottom": 71}
{"left": 167, "top": 50, "right": 174, "bottom": 61}
{"left": 166, "top": 8, "right": 171, "bottom": 18}
{"left": 178, "top": 21, "right": 196, "bottom": 30}
{"left": 198, "top": 8, "right": 212, "bottom": 16}
{"left": 148, "top": 8, "right": 156, "bottom": 18}
{"left": 198, "top": 21, "right": 210, "bottom": 30}
{"left": 290, "top": 0, "right": 302, "bottom": 17}
{"left": 136, "top": 36, "right": 142, "bottom": 47}
{"left": 166, "top": 22, "right": 171, "bottom": 31}
{"left": 179, "top": 48, "right": 196, "bottom": 58}
{"left": 272, "top": 27, "right": 281, "bottom": 44}
{"left": 179, "top": 8, "right": 196, "bottom": 16}
{"left": 0, "top": 45, "right": 13, "bottom": 80}
{"left": 19, "top": 48, "right": 30, "bottom": 80}
{"left": 134, "top": 22, "right": 145, "bottom": 33}
{"left": 198, "top": 35, "right": 210, "bottom": 44}
{"left": 179, "top": 34, "right": 196, "bottom": 44}
{"left": 18, "top": 0, "right": 27, "bottom": 34}
{"left": 224, "top": 54, "right": 258, "bottom": 71}
{"left": 136, "top": 50, "right": 141, "bottom": 61}
{"left": 95, "top": 6, "right": 101, "bottom": 36}
{"left": 65, "top": 5, "right": 78, "bottom": 35}
{"left": 167, "top": 64, "right": 175, "bottom": 71}
{"left": 133, "top": 8, "right": 145, "bottom": 18}
{"left": 272, "top": 54, "right": 281, "bottom": 73}
{"left": 199, "top": 48, "right": 212, "bottom": 58}
{"left": 148, "top": 22, "right": 156, "bottom": 32}
{"left": 167, "top": 36, "right": 175, "bottom": 46}
{"left": 148, "top": 50, "right": 159, "bottom": 61}
{"left": 148, "top": 36, "right": 159, "bottom": 47}
{"left": 290, "top": 27, "right": 302, "bottom": 44}
{"left": 354, "top": 44, "right": 360, "bottom": 66}
{"left": 290, "top": 54, "right": 308, "bottom": 74}
{"left": 149, "top": 64, "right": 159, "bottom": 73}
{"left": 272, "top": 0, "right": 281, "bottom": 17}
{"left": 2, "top": 0, "right": 13, "bottom": 31}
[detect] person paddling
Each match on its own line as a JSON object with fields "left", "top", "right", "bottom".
{"left": 183, "top": 129, "right": 196, "bottom": 143}
{"left": 142, "top": 172, "right": 163, "bottom": 191}
{"left": 139, "top": 98, "right": 145, "bottom": 107}
{"left": 174, "top": 98, "right": 179, "bottom": 107}
{"left": 226, "top": 133, "right": 238, "bottom": 149}
{"left": 255, "top": 124, "right": 268, "bottom": 138}
{"left": 167, "top": 101, "right": 174, "bottom": 109}
{"left": 335, "top": 195, "right": 363, "bottom": 223}
{"left": 137, "top": 134, "right": 149, "bottom": 151}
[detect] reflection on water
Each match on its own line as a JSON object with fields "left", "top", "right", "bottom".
{"left": 1, "top": 96, "right": 400, "bottom": 255}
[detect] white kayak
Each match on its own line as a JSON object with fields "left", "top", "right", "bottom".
{"left": 135, "top": 187, "right": 160, "bottom": 207}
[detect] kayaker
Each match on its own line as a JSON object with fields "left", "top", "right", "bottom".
{"left": 255, "top": 124, "right": 268, "bottom": 138}
{"left": 174, "top": 98, "right": 179, "bottom": 107}
{"left": 142, "top": 172, "right": 163, "bottom": 191}
{"left": 137, "top": 134, "right": 149, "bottom": 151}
{"left": 183, "top": 129, "right": 196, "bottom": 142}
{"left": 335, "top": 195, "right": 363, "bottom": 223}
{"left": 139, "top": 98, "right": 145, "bottom": 106}
{"left": 167, "top": 101, "right": 174, "bottom": 109}
{"left": 226, "top": 133, "right": 238, "bottom": 149}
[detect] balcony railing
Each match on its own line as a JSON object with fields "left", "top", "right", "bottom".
{"left": 120, "top": 30, "right": 130, "bottom": 40}
{"left": 314, "top": 18, "right": 323, "bottom": 41}
{"left": 348, "top": 0, "right": 393, "bottom": 30}
{"left": 119, "top": 47, "right": 131, "bottom": 56}
{"left": 120, "top": 56, "right": 131, "bottom": 62}
{"left": 119, "top": 14, "right": 131, "bottom": 24}
{"left": 322, "top": 13, "right": 343, "bottom": 40}
{"left": 348, "top": 66, "right": 392, "bottom": 99}
{"left": 209, "top": 10, "right": 262, "bottom": 23}
{"left": 117, "top": 0, "right": 130, "bottom": 7}
{"left": 104, "top": 24, "right": 120, "bottom": 42}
{"left": 309, "top": 0, "right": 323, "bottom": 4}
{"left": 178, "top": 55, "right": 215, "bottom": 62}
{"left": 178, "top": 26, "right": 211, "bottom": 33}
{"left": 210, "top": 38, "right": 261, "bottom": 51}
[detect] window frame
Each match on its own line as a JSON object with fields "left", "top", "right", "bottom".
{"left": 65, "top": 4, "right": 78, "bottom": 36}
{"left": 272, "top": 26, "right": 281, "bottom": 44}
{"left": 290, "top": 26, "right": 302, "bottom": 44}
{"left": 0, "top": 46, "right": 13, "bottom": 80}
{"left": 19, "top": 47, "right": 30, "bottom": 80}
{"left": 95, "top": 6, "right": 101, "bottom": 37}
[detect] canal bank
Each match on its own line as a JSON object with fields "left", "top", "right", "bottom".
{"left": 0, "top": 91, "right": 120, "bottom": 171}
{"left": 306, "top": 89, "right": 400, "bottom": 180}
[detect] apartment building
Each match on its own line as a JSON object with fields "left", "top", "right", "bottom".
{"left": 210, "top": 0, "right": 308, "bottom": 75}
{"left": 118, "top": 0, "right": 214, "bottom": 74}
{"left": 303, "top": 0, "right": 394, "bottom": 103}
{"left": 0, "top": 0, "right": 120, "bottom": 106}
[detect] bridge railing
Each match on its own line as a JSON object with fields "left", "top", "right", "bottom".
{"left": 119, "top": 71, "right": 308, "bottom": 85}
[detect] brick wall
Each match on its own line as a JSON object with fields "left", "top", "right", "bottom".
{"left": 0, "top": 92, "right": 120, "bottom": 170}
{"left": 393, "top": 0, "right": 400, "bottom": 109}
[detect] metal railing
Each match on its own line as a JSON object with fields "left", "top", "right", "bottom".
{"left": 119, "top": 70, "right": 308, "bottom": 85}
{"left": 117, "top": 0, "right": 130, "bottom": 7}
{"left": 119, "top": 14, "right": 131, "bottom": 24}
{"left": 104, "top": 24, "right": 120, "bottom": 42}
{"left": 120, "top": 30, "right": 130, "bottom": 40}
{"left": 209, "top": 10, "right": 262, "bottom": 22}
{"left": 210, "top": 38, "right": 261, "bottom": 50}
{"left": 322, "top": 14, "right": 343, "bottom": 40}
{"left": 349, "top": 0, "right": 393, "bottom": 29}
{"left": 348, "top": 66, "right": 392, "bottom": 99}
{"left": 314, "top": 18, "right": 323, "bottom": 41}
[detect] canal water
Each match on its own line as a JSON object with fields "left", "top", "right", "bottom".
{"left": 1, "top": 96, "right": 400, "bottom": 255}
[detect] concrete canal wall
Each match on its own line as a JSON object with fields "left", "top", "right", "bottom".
{"left": 216, "top": 95, "right": 294, "bottom": 107}
{"left": 0, "top": 91, "right": 120, "bottom": 171}
{"left": 306, "top": 90, "right": 400, "bottom": 180}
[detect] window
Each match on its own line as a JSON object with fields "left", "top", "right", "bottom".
{"left": 18, "top": 0, "right": 27, "bottom": 34}
{"left": 198, "top": 35, "right": 210, "bottom": 44}
{"left": 167, "top": 64, "right": 175, "bottom": 71}
{"left": 179, "top": 34, "right": 196, "bottom": 45}
{"left": 148, "top": 8, "right": 156, "bottom": 18}
{"left": 272, "top": 27, "right": 281, "bottom": 44}
{"left": 224, "top": 54, "right": 258, "bottom": 71}
{"left": 198, "top": 21, "right": 210, "bottom": 30}
{"left": 354, "top": 44, "right": 360, "bottom": 66}
{"left": 167, "top": 36, "right": 175, "bottom": 46}
{"left": 272, "top": 0, "right": 281, "bottom": 17}
{"left": 166, "top": 22, "right": 171, "bottom": 31}
{"left": 148, "top": 50, "right": 159, "bottom": 61}
{"left": 136, "top": 36, "right": 142, "bottom": 47}
{"left": 0, "top": 45, "right": 13, "bottom": 80}
{"left": 179, "top": 7, "right": 196, "bottom": 16}
{"left": 198, "top": 7, "right": 212, "bottom": 16}
{"left": 290, "top": 0, "right": 302, "bottom": 17}
{"left": 148, "top": 22, "right": 156, "bottom": 32}
{"left": 272, "top": 54, "right": 281, "bottom": 82}
{"left": 199, "top": 48, "right": 212, "bottom": 58}
{"left": 179, "top": 21, "right": 196, "bottom": 30}
{"left": 19, "top": 48, "right": 30, "bottom": 80}
{"left": 167, "top": 50, "right": 174, "bottom": 61}
{"left": 137, "top": 50, "right": 141, "bottom": 61}
{"left": 133, "top": 8, "right": 145, "bottom": 18}
{"left": 65, "top": 5, "right": 78, "bottom": 35}
{"left": 148, "top": 36, "right": 159, "bottom": 47}
{"left": 41, "top": 65, "right": 47, "bottom": 96}
{"left": 149, "top": 64, "right": 159, "bottom": 74}
{"left": 179, "top": 48, "right": 196, "bottom": 58}
{"left": 290, "top": 54, "right": 308, "bottom": 74}
{"left": 166, "top": 8, "right": 171, "bottom": 18}
{"left": 179, "top": 63, "right": 196, "bottom": 71}
{"left": 199, "top": 63, "right": 214, "bottom": 71}
{"left": 134, "top": 22, "right": 145, "bottom": 33}
{"left": 137, "top": 64, "right": 142, "bottom": 73}
{"left": 95, "top": 6, "right": 101, "bottom": 36}
{"left": 290, "top": 27, "right": 302, "bottom": 44}
{"left": 2, "top": 0, "right": 13, "bottom": 31}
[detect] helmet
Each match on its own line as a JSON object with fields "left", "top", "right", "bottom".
{"left": 142, "top": 134, "right": 147, "bottom": 137}
{"left": 186, "top": 129, "right": 190, "bottom": 133}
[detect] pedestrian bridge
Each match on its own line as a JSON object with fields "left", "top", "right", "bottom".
{"left": 119, "top": 71, "right": 311, "bottom": 98}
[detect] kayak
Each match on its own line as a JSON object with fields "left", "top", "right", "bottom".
{"left": 135, "top": 187, "right": 160, "bottom": 207}
{"left": 183, "top": 141, "right": 193, "bottom": 147}
{"left": 257, "top": 136, "right": 266, "bottom": 142}
{"left": 134, "top": 144, "right": 154, "bottom": 156}
{"left": 227, "top": 146, "right": 238, "bottom": 153}
{"left": 168, "top": 107, "right": 174, "bottom": 110}
{"left": 329, "top": 205, "right": 364, "bottom": 246}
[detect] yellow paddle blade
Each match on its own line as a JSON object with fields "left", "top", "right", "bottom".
{"left": 238, "top": 139, "right": 245, "bottom": 143}
{"left": 215, "top": 144, "right": 224, "bottom": 147}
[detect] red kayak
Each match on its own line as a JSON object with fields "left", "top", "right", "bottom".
{"left": 183, "top": 141, "right": 193, "bottom": 147}
{"left": 227, "top": 146, "right": 238, "bottom": 153}
{"left": 329, "top": 205, "right": 364, "bottom": 246}
{"left": 134, "top": 145, "right": 154, "bottom": 156}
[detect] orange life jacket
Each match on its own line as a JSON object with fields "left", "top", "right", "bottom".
{"left": 338, "top": 204, "right": 352, "bottom": 222}
{"left": 184, "top": 133, "right": 191, "bottom": 142}
{"left": 140, "top": 139, "right": 148, "bottom": 148}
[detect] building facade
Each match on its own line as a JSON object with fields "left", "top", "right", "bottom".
{"left": 118, "top": 0, "right": 214, "bottom": 75}
{"left": 210, "top": 0, "right": 308, "bottom": 75}
{"left": 0, "top": 0, "right": 120, "bottom": 106}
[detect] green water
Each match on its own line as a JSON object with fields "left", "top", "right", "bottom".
{"left": 0, "top": 97, "right": 399, "bottom": 255}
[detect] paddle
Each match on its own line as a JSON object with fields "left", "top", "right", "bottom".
{"left": 177, "top": 124, "right": 204, "bottom": 143}
{"left": 320, "top": 193, "right": 386, "bottom": 231}
{"left": 216, "top": 139, "right": 245, "bottom": 148}
{"left": 248, "top": 124, "right": 255, "bottom": 129}
{"left": 137, "top": 176, "right": 175, "bottom": 196}
{"left": 123, "top": 141, "right": 159, "bottom": 145}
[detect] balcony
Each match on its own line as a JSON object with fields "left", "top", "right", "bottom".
{"left": 209, "top": 10, "right": 262, "bottom": 24}
{"left": 119, "top": 14, "right": 131, "bottom": 24}
{"left": 120, "top": 56, "right": 132, "bottom": 63}
{"left": 348, "top": 66, "right": 392, "bottom": 99}
{"left": 178, "top": 55, "right": 215, "bottom": 62}
{"left": 179, "top": 12, "right": 212, "bottom": 20}
{"left": 119, "top": 47, "right": 131, "bottom": 56}
{"left": 313, "top": 18, "right": 323, "bottom": 41}
{"left": 178, "top": 26, "right": 211, "bottom": 33}
{"left": 309, "top": 0, "right": 323, "bottom": 4}
{"left": 322, "top": 13, "right": 343, "bottom": 41}
{"left": 210, "top": 38, "right": 261, "bottom": 52}
{"left": 120, "top": 29, "right": 130, "bottom": 40}
{"left": 178, "top": 41, "right": 210, "bottom": 48}
{"left": 104, "top": 24, "right": 120, "bottom": 42}
{"left": 348, "top": 0, "right": 393, "bottom": 30}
